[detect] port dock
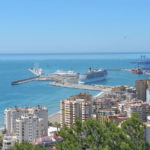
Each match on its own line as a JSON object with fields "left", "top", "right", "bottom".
{"left": 49, "top": 82, "right": 112, "bottom": 92}
{"left": 11, "top": 74, "right": 78, "bottom": 85}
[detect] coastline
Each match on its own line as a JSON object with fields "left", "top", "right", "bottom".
{"left": 48, "top": 113, "right": 60, "bottom": 124}
{"left": 48, "top": 91, "right": 103, "bottom": 124}
{"left": 94, "top": 91, "right": 103, "bottom": 98}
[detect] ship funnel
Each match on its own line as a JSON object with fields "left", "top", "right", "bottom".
{"left": 89, "top": 67, "right": 91, "bottom": 72}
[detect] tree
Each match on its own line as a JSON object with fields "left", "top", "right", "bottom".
{"left": 57, "top": 122, "right": 83, "bottom": 150}
{"left": 10, "top": 142, "right": 49, "bottom": 150}
{"left": 57, "top": 114, "right": 150, "bottom": 150}
{"left": 54, "top": 122, "right": 61, "bottom": 132}
{"left": 121, "top": 113, "right": 149, "bottom": 150}
{"left": 103, "top": 120, "right": 131, "bottom": 150}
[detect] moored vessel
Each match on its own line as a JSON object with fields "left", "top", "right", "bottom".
{"left": 131, "top": 68, "right": 143, "bottom": 74}
{"left": 79, "top": 68, "right": 107, "bottom": 84}
{"left": 53, "top": 69, "right": 79, "bottom": 77}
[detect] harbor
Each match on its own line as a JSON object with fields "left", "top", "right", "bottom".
{"left": 11, "top": 56, "right": 150, "bottom": 86}
{"left": 11, "top": 68, "right": 149, "bottom": 85}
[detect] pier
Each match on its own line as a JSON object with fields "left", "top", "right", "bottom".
{"left": 11, "top": 75, "right": 55, "bottom": 85}
{"left": 105, "top": 68, "right": 132, "bottom": 72}
{"left": 11, "top": 77, "right": 42, "bottom": 85}
{"left": 11, "top": 74, "right": 78, "bottom": 85}
{"left": 11, "top": 76, "right": 39, "bottom": 85}
{"left": 49, "top": 82, "right": 112, "bottom": 92}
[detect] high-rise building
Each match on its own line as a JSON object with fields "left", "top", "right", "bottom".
{"left": 60, "top": 93, "right": 92, "bottom": 127}
{"left": 4, "top": 105, "right": 48, "bottom": 135}
{"left": 135, "top": 79, "right": 147, "bottom": 101}
{"left": 16, "top": 115, "right": 46, "bottom": 144}
{"left": 146, "top": 89, "right": 150, "bottom": 104}
{"left": 147, "top": 80, "right": 150, "bottom": 89}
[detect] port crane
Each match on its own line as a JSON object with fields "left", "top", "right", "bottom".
{"left": 131, "top": 55, "right": 150, "bottom": 74}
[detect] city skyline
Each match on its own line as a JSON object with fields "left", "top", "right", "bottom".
{"left": 0, "top": 0, "right": 150, "bottom": 53}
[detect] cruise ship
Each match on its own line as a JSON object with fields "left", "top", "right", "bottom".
{"left": 79, "top": 68, "right": 107, "bottom": 84}
{"left": 53, "top": 69, "right": 79, "bottom": 77}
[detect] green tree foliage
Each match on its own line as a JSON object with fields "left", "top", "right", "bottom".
{"left": 57, "top": 113, "right": 150, "bottom": 150}
{"left": 10, "top": 142, "right": 49, "bottom": 150}
{"left": 121, "top": 113, "right": 149, "bottom": 150}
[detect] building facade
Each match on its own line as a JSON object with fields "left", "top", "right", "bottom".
{"left": 146, "top": 89, "right": 150, "bottom": 104}
{"left": 4, "top": 105, "right": 48, "bottom": 144}
{"left": 2, "top": 135, "right": 16, "bottom": 150}
{"left": 60, "top": 93, "right": 92, "bottom": 127}
{"left": 135, "top": 79, "right": 147, "bottom": 101}
{"left": 4, "top": 105, "right": 48, "bottom": 135}
{"left": 127, "top": 104, "right": 150, "bottom": 122}
{"left": 16, "top": 115, "right": 46, "bottom": 144}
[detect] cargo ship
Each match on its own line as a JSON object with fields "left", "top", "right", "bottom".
{"left": 78, "top": 68, "right": 107, "bottom": 84}
{"left": 131, "top": 56, "right": 150, "bottom": 75}
{"left": 131, "top": 68, "right": 143, "bottom": 74}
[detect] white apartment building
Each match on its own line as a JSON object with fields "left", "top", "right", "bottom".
{"left": 16, "top": 115, "right": 46, "bottom": 144}
{"left": 4, "top": 107, "right": 22, "bottom": 134}
{"left": 4, "top": 105, "right": 48, "bottom": 135}
{"left": 146, "top": 89, "right": 150, "bottom": 104}
{"left": 2, "top": 135, "right": 16, "bottom": 150}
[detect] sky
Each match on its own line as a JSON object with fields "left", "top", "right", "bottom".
{"left": 0, "top": 0, "right": 150, "bottom": 53}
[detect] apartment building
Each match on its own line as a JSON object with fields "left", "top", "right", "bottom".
{"left": 146, "top": 89, "right": 150, "bottom": 104}
{"left": 4, "top": 105, "right": 48, "bottom": 135}
{"left": 60, "top": 93, "right": 92, "bottom": 127}
{"left": 16, "top": 115, "right": 46, "bottom": 144}
{"left": 135, "top": 79, "right": 150, "bottom": 101}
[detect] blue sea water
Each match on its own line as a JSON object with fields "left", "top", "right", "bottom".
{"left": 0, "top": 52, "right": 150, "bottom": 127}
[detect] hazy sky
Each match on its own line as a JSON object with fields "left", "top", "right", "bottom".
{"left": 0, "top": 0, "right": 150, "bottom": 53}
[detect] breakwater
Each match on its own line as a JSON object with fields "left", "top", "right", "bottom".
{"left": 11, "top": 76, "right": 39, "bottom": 85}
{"left": 11, "top": 75, "right": 54, "bottom": 85}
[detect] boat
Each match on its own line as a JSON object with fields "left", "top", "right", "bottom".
{"left": 53, "top": 69, "right": 79, "bottom": 77}
{"left": 29, "top": 63, "right": 44, "bottom": 76}
{"left": 78, "top": 68, "right": 107, "bottom": 84}
{"left": 131, "top": 68, "right": 143, "bottom": 74}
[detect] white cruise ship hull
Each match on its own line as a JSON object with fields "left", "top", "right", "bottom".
{"left": 78, "top": 76, "right": 106, "bottom": 84}
{"left": 78, "top": 69, "right": 107, "bottom": 84}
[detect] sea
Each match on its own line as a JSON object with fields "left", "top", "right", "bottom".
{"left": 0, "top": 52, "right": 150, "bottom": 127}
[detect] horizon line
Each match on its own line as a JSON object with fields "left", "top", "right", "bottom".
{"left": 0, "top": 51, "right": 150, "bottom": 55}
